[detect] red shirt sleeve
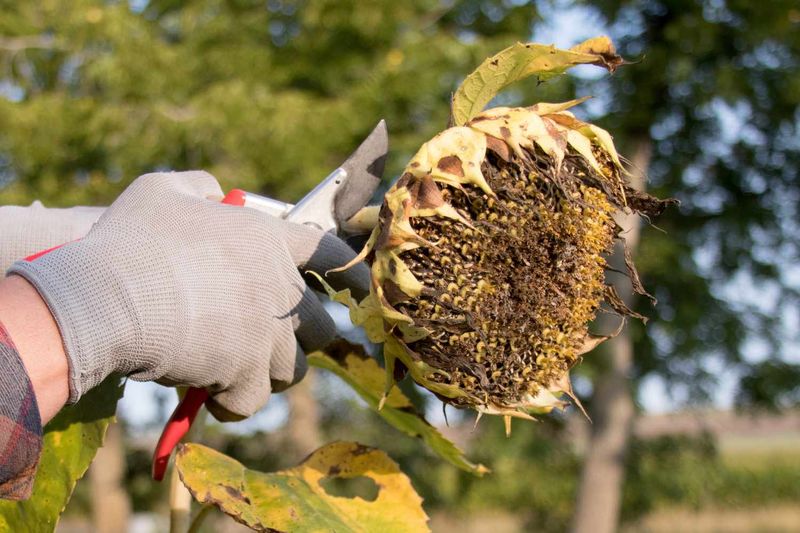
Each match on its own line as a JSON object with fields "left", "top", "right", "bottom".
{"left": 0, "top": 320, "right": 43, "bottom": 500}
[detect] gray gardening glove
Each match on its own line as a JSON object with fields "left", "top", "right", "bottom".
{"left": 0, "top": 202, "right": 104, "bottom": 272}
{"left": 9, "top": 171, "right": 370, "bottom": 421}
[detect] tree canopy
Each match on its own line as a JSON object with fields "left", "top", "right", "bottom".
{"left": 581, "top": 0, "right": 800, "bottom": 406}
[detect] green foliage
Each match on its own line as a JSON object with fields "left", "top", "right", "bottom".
{"left": 0, "top": 378, "right": 124, "bottom": 532}
{"left": 623, "top": 433, "right": 719, "bottom": 518}
{"left": 584, "top": 0, "right": 800, "bottom": 401}
{"left": 444, "top": 417, "right": 580, "bottom": 533}
{"left": 736, "top": 361, "right": 800, "bottom": 410}
{"left": 622, "top": 433, "right": 800, "bottom": 520}
{"left": 176, "top": 441, "right": 430, "bottom": 532}
{"left": 0, "top": 0, "right": 541, "bottom": 208}
{"left": 451, "top": 36, "right": 622, "bottom": 125}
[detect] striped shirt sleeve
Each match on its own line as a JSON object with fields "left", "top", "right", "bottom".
{"left": 0, "top": 320, "right": 42, "bottom": 500}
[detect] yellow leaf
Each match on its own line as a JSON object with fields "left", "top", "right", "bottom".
{"left": 373, "top": 249, "right": 424, "bottom": 298}
{"left": 468, "top": 106, "right": 567, "bottom": 168}
{"left": 176, "top": 442, "right": 430, "bottom": 533}
{"left": 451, "top": 37, "right": 624, "bottom": 125}
{"left": 529, "top": 97, "right": 591, "bottom": 115}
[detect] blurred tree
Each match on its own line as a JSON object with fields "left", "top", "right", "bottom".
{"left": 569, "top": 1, "right": 800, "bottom": 531}
{"left": 282, "top": 371, "right": 323, "bottom": 462}
{"left": 572, "top": 141, "right": 649, "bottom": 533}
{"left": 88, "top": 423, "right": 131, "bottom": 533}
{"left": 0, "top": 0, "right": 540, "bottom": 208}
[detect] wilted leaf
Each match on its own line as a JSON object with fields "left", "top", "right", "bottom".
{"left": 176, "top": 441, "right": 429, "bottom": 533}
{"left": 451, "top": 36, "right": 623, "bottom": 125}
{"left": 309, "top": 340, "right": 488, "bottom": 476}
{"left": 0, "top": 377, "right": 125, "bottom": 532}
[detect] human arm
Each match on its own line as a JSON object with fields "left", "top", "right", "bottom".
{"left": 0, "top": 201, "right": 100, "bottom": 422}
{"left": 0, "top": 204, "right": 100, "bottom": 500}
{"left": 0, "top": 275, "right": 71, "bottom": 500}
{"left": 0, "top": 276, "right": 69, "bottom": 424}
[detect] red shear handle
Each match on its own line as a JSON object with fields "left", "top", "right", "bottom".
{"left": 150, "top": 189, "right": 247, "bottom": 481}
{"left": 151, "top": 387, "right": 209, "bottom": 480}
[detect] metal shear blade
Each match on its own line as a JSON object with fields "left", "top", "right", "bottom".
{"left": 242, "top": 120, "right": 387, "bottom": 233}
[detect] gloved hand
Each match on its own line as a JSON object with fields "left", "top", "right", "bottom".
{"left": 9, "top": 171, "right": 370, "bottom": 421}
{"left": 0, "top": 202, "right": 104, "bottom": 272}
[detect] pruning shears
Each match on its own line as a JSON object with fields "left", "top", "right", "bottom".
{"left": 150, "top": 120, "right": 388, "bottom": 481}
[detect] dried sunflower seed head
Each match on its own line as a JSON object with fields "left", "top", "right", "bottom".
{"left": 322, "top": 103, "right": 675, "bottom": 424}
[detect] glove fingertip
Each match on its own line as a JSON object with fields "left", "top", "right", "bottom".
{"left": 286, "top": 226, "right": 371, "bottom": 298}
{"left": 205, "top": 400, "right": 248, "bottom": 423}
{"left": 272, "top": 346, "right": 308, "bottom": 393}
{"left": 284, "top": 224, "right": 352, "bottom": 268}
{"left": 206, "top": 384, "right": 271, "bottom": 422}
{"left": 293, "top": 287, "right": 337, "bottom": 353}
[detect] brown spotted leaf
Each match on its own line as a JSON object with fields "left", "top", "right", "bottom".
{"left": 451, "top": 36, "right": 623, "bottom": 126}
{"left": 176, "top": 442, "right": 429, "bottom": 533}
{"left": 309, "top": 342, "right": 488, "bottom": 476}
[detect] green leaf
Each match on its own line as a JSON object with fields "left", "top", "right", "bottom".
{"left": 309, "top": 340, "right": 488, "bottom": 476}
{"left": 451, "top": 36, "right": 624, "bottom": 125}
{"left": 0, "top": 377, "right": 125, "bottom": 533}
{"left": 176, "top": 441, "right": 430, "bottom": 533}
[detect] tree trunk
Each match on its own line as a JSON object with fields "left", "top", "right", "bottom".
{"left": 283, "top": 369, "right": 322, "bottom": 462}
{"left": 89, "top": 422, "right": 131, "bottom": 533}
{"left": 570, "top": 139, "right": 651, "bottom": 533}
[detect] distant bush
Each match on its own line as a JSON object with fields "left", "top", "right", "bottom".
{"left": 622, "top": 432, "right": 800, "bottom": 521}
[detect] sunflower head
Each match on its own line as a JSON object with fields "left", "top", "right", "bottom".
{"left": 320, "top": 38, "right": 676, "bottom": 427}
